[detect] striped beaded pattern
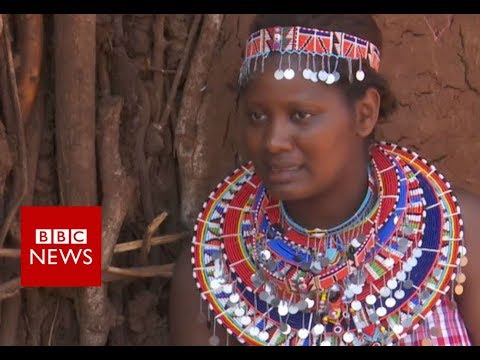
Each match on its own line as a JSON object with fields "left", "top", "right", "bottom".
{"left": 191, "top": 143, "right": 467, "bottom": 346}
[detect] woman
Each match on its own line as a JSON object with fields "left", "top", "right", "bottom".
{"left": 169, "top": 14, "right": 480, "bottom": 346}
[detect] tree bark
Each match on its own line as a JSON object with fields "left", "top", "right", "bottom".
{"left": 15, "top": 14, "right": 43, "bottom": 125}
{"left": 99, "top": 96, "right": 135, "bottom": 271}
{"left": 54, "top": 14, "right": 97, "bottom": 206}
{"left": 175, "top": 14, "right": 224, "bottom": 227}
{"left": 54, "top": 14, "right": 101, "bottom": 346}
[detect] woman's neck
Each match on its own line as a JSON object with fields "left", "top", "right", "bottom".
{"left": 282, "top": 155, "right": 371, "bottom": 231}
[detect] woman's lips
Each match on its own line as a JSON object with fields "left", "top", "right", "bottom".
{"left": 266, "top": 165, "right": 302, "bottom": 184}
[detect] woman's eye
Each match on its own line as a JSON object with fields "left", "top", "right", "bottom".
{"left": 249, "top": 111, "right": 267, "bottom": 123}
{"left": 292, "top": 111, "right": 313, "bottom": 122}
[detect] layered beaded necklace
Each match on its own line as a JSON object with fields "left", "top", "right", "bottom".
{"left": 192, "top": 142, "right": 467, "bottom": 346}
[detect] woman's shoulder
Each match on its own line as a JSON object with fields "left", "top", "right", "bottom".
{"left": 453, "top": 187, "right": 479, "bottom": 258}
{"left": 455, "top": 187, "right": 480, "bottom": 227}
{"left": 453, "top": 187, "right": 480, "bottom": 345}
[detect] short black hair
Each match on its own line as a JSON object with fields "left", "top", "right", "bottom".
{"left": 248, "top": 14, "right": 397, "bottom": 120}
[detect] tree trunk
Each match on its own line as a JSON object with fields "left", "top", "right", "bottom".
{"left": 54, "top": 14, "right": 105, "bottom": 346}
{"left": 175, "top": 14, "right": 225, "bottom": 227}
{"left": 54, "top": 14, "right": 97, "bottom": 206}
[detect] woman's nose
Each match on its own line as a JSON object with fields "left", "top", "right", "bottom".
{"left": 264, "top": 117, "right": 293, "bottom": 154}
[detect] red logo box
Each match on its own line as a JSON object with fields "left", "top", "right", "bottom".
{"left": 21, "top": 206, "right": 102, "bottom": 287}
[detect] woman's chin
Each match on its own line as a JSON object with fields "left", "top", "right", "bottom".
{"left": 265, "top": 183, "right": 306, "bottom": 201}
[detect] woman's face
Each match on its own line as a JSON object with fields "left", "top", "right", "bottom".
{"left": 241, "top": 58, "right": 366, "bottom": 201}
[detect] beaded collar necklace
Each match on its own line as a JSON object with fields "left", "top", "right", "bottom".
{"left": 192, "top": 143, "right": 467, "bottom": 346}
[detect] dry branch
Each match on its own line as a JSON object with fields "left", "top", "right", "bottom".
{"left": 54, "top": 14, "right": 97, "bottom": 206}
{"left": 0, "top": 248, "right": 19, "bottom": 257}
{"left": 0, "top": 277, "right": 20, "bottom": 302}
{"left": 115, "top": 232, "right": 187, "bottom": 253}
{"left": 54, "top": 14, "right": 101, "bottom": 346}
{"left": 134, "top": 81, "right": 154, "bottom": 223}
{"left": 0, "top": 293, "right": 21, "bottom": 345}
{"left": 98, "top": 96, "right": 136, "bottom": 270}
{"left": 0, "top": 120, "right": 13, "bottom": 200}
{"left": 78, "top": 286, "right": 112, "bottom": 346}
{"left": 152, "top": 14, "right": 166, "bottom": 126}
{"left": 141, "top": 211, "right": 168, "bottom": 262}
{"left": 0, "top": 231, "right": 188, "bottom": 259}
{"left": 104, "top": 263, "right": 175, "bottom": 281}
{"left": 175, "top": 14, "right": 225, "bottom": 227}
{"left": 8, "top": 68, "right": 47, "bottom": 246}
{"left": 15, "top": 14, "right": 43, "bottom": 124}
{"left": 24, "top": 288, "right": 42, "bottom": 345}
{"left": 0, "top": 14, "right": 28, "bottom": 248}
{"left": 159, "top": 14, "right": 201, "bottom": 128}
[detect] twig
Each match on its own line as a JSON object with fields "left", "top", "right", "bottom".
{"left": 152, "top": 14, "right": 166, "bottom": 125}
{"left": 150, "top": 67, "right": 176, "bottom": 74}
{"left": 47, "top": 299, "right": 60, "bottom": 346}
{"left": 0, "top": 14, "right": 28, "bottom": 248}
{"left": 0, "top": 231, "right": 189, "bottom": 259}
{"left": 141, "top": 211, "right": 168, "bottom": 263}
{"left": 134, "top": 81, "right": 154, "bottom": 223}
{"left": 24, "top": 288, "right": 42, "bottom": 346}
{"left": 104, "top": 263, "right": 174, "bottom": 281}
{"left": 117, "top": 231, "right": 187, "bottom": 253}
{"left": 15, "top": 14, "right": 43, "bottom": 124}
{"left": 0, "top": 248, "right": 20, "bottom": 258}
{"left": 99, "top": 96, "right": 135, "bottom": 270}
{"left": 0, "top": 277, "right": 21, "bottom": 301}
{"left": 0, "top": 292, "right": 21, "bottom": 345}
{"left": 159, "top": 14, "right": 202, "bottom": 128}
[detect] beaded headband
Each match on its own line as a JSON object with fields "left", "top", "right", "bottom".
{"left": 239, "top": 26, "right": 381, "bottom": 86}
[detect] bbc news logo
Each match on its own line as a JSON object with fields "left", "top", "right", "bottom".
{"left": 32, "top": 229, "right": 92, "bottom": 265}
{"left": 21, "top": 206, "right": 102, "bottom": 287}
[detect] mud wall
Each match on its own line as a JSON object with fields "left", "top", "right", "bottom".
{"left": 375, "top": 14, "right": 480, "bottom": 194}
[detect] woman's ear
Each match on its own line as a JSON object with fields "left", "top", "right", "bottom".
{"left": 354, "top": 87, "right": 381, "bottom": 138}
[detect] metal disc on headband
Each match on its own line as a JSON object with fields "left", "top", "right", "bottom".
{"left": 326, "top": 73, "right": 335, "bottom": 84}
{"left": 284, "top": 68, "right": 295, "bottom": 80}
{"left": 302, "top": 68, "right": 312, "bottom": 80}
{"left": 318, "top": 70, "right": 328, "bottom": 81}
{"left": 274, "top": 69, "right": 284, "bottom": 80}
{"left": 356, "top": 70, "right": 365, "bottom": 81}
